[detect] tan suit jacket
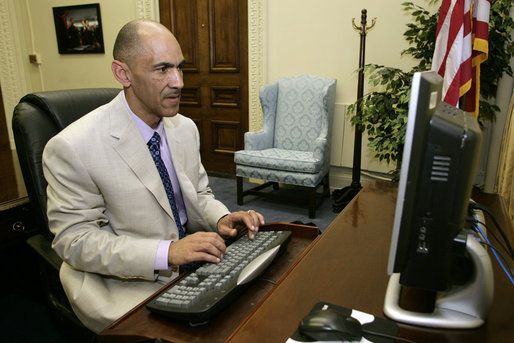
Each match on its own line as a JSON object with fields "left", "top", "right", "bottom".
{"left": 43, "top": 92, "right": 230, "bottom": 332}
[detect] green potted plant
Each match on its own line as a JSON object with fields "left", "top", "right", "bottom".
{"left": 349, "top": 0, "right": 513, "bottom": 178}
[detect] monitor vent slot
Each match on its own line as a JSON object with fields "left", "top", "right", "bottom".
{"left": 431, "top": 155, "right": 451, "bottom": 182}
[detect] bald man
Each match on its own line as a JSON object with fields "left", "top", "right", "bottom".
{"left": 43, "top": 19, "right": 264, "bottom": 333}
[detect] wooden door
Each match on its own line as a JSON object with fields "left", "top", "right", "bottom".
{"left": 160, "top": 0, "right": 248, "bottom": 174}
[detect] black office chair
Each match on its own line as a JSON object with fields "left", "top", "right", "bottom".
{"left": 12, "top": 88, "right": 120, "bottom": 330}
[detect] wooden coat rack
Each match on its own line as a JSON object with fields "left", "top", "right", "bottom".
{"left": 333, "top": 9, "right": 376, "bottom": 212}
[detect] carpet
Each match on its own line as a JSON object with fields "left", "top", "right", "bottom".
{"left": 208, "top": 175, "right": 340, "bottom": 232}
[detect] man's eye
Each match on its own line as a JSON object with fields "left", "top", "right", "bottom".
{"left": 159, "top": 66, "right": 168, "bottom": 72}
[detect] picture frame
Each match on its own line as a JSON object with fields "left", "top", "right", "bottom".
{"left": 52, "top": 3, "right": 104, "bottom": 54}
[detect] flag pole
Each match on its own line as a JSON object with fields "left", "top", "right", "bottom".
{"left": 332, "top": 9, "right": 375, "bottom": 212}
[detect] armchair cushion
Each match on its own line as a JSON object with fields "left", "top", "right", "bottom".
{"left": 235, "top": 148, "right": 322, "bottom": 174}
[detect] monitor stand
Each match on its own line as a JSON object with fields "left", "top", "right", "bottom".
{"left": 383, "top": 234, "right": 494, "bottom": 329}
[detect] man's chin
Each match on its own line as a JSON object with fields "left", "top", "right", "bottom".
{"left": 161, "top": 101, "right": 180, "bottom": 117}
{"left": 160, "top": 104, "right": 180, "bottom": 117}
{"left": 161, "top": 109, "right": 180, "bottom": 118}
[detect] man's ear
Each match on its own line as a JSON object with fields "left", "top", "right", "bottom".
{"left": 111, "top": 60, "right": 131, "bottom": 87}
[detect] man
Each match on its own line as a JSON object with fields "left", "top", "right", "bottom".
{"left": 43, "top": 19, "right": 264, "bottom": 333}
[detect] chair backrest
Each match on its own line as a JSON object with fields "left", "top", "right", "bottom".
{"left": 273, "top": 75, "right": 336, "bottom": 151}
{"left": 12, "top": 88, "right": 120, "bottom": 237}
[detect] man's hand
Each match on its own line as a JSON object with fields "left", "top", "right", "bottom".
{"left": 167, "top": 232, "right": 227, "bottom": 266}
{"left": 217, "top": 210, "right": 265, "bottom": 240}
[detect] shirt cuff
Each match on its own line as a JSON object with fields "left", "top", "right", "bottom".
{"left": 154, "top": 240, "right": 172, "bottom": 271}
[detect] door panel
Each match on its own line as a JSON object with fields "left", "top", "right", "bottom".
{"left": 171, "top": 1, "right": 200, "bottom": 72}
{"left": 160, "top": 0, "right": 248, "bottom": 174}
{"left": 209, "top": 0, "right": 240, "bottom": 72}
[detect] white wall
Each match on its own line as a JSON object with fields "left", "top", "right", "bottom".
{"left": 27, "top": 0, "right": 140, "bottom": 91}
{"left": 265, "top": 0, "right": 427, "bottom": 104}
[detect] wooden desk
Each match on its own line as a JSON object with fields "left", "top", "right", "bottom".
{"left": 100, "top": 181, "right": 513, "bottom": 343}
{"left": 99, "top": 222, "right": 320, "bottom": 343}
{"left": 227, "top": 181, "right": 514, "bottom": 343}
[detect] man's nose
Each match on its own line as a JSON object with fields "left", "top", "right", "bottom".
{"left": 168, "top": 68, "right": 184, "bottom": 89}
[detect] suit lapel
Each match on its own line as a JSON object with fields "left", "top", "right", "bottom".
{"left": 108, "top": 94, "right": 174, "bottom": 220}
{"left": 163, "top": 119, "right": 203, "bottom": 223}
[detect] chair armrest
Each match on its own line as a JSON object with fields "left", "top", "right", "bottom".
{"left": 313, "top": 136, "right": 328, "bottom": 161}
{"left": 26, "top": 233, "right": 62, "bottom": 271}
{"left": 245, "top": 130, "right": 273, "bottom": 150}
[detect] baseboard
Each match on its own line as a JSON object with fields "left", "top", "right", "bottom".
{"left": 329, "top": 166, "right": 392, "bottom": 191}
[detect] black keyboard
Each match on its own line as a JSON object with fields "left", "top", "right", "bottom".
{"left": 146, "top": 230, "right": 292, "bottom": 323}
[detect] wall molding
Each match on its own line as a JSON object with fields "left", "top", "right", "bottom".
{"left": 248, "top": 0, "right": 265, "bottom": 132}
{"left": 136, "top": 0, "right": 159, "bottom": 20}
{"left": 0, "top": 0, "right": 28, "bottom": 148}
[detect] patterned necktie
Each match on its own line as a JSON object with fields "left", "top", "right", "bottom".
{"left": 147, "top": 132, "right": 185, "bottom": 239}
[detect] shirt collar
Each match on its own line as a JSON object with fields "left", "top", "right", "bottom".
{"left": 122, "top": 91, "right": 165, "bottom": 144}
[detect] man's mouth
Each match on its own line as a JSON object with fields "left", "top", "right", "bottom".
{"left": 164, "top": 91, "right": 181, "bottom": 102}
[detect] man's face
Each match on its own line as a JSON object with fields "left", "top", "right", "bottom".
{"left": 125, "top": 28, "right": 185, "bottom": 127}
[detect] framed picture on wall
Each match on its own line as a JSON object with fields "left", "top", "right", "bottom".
{"left": 52, "top": 3, "right": 104, "bottom": 54}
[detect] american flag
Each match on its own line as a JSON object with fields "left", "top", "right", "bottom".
{"left": 431, "top": 0, "right": 490, "bottom": 118}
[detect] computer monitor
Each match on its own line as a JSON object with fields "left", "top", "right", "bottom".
{"left": 383, "top": 71, "right": 494, "bottom": 328}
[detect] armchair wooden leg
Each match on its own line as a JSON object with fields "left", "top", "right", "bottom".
{"left": 309, "top": 187, "right": 316, "bottom": 219}
{"left": 323, "top": 174, "right": 330, "bottom": 197}
{"left": 237, "top": 176, "right": 244, "bottom": 205}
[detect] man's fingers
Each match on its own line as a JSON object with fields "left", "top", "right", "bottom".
{"left": 246, "top": 210, "right": 265, "bottom": 227}
{"left": 199, "top": 238, "right": 226, "bottom": 259}
{"left": 216, "top": 210, "right": 266, "bottom": 240}
{"left": 191, "top": 232, "right": 226, "bottom": 256}
{"left": 244, "top": 210, "right": 265, "bottom": 240}
{"left": 189, "top": 251, "right": 221, "bottom": 264}
{"left": 168, "top": 232, "right": 227, "bottom": 265}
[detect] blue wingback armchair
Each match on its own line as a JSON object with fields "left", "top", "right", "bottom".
{"left": 234, "top": 75, "right": 336, "bottom": 218}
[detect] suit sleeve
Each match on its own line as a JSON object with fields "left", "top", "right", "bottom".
{"left": 43, "top": 134, "right": 159, "bottom": 281}
{"left": 181, "top": 117, "right": 230, "bottom": 231}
